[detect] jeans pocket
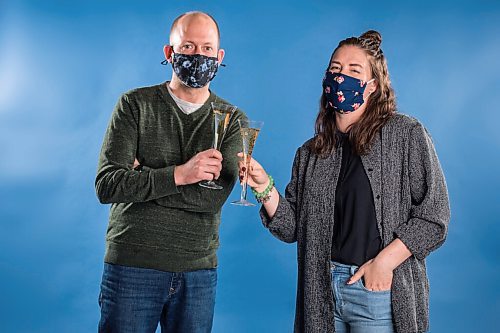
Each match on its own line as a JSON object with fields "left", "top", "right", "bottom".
{"left": 358, "top": 278, "right": 391, "bottom": 294}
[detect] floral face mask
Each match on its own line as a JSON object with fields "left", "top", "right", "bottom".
{"left": 322, "top": 71, "right": 374, "bottom": 114}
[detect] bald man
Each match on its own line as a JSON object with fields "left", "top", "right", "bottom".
{"left": 95, "top": 12, "right": 247, "bottom": 332}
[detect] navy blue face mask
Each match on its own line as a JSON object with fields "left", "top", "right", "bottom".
{"left": 322, "top": 71, "right": 374, "bottom": 114}
{"left": 161, "top": 52, "right": 221, "bottom": 88}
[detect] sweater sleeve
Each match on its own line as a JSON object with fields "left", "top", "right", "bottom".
{"left": 152, "top": 110, "right": 247, "bottom": 213}
{"left": 259, "top": 148, "right": 300, "bottom": 243}
{"left": 394, "top": 122, "right": 451, "bottom": 260}
{"left": 95, "top": 94, "right": 180, "bottom": 204}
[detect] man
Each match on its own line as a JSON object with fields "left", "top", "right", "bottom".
{"left": 95, "top": 11, "right": 246, "bottom": 332}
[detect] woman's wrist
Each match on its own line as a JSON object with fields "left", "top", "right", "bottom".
{"left": 373, "top": 238, "right": 412, "bottom": 271}
{"left": 252, "top": 175, "right": 275, "bottom": 204}
{"left": 254, "top": 177, "right": 270, "bottom": 193}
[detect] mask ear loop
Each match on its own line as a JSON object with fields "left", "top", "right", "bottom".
{"left": 366, "top": 78, "right": 375, "bottom": 85}
{"left": 210, "top": 53, "right": 227, "bottom": 81}
{"left": 161, "top": 47, "right": 176, "bottom": 65}
{"left": 366, "top": 78, "right": 376, "bottom": 95}
{"left": 365, "top": 78, "right": 376, "bottom": 91}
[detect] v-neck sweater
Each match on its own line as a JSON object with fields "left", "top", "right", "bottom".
{"left": 95, "top": 82, "right": 246, "bottom": 272}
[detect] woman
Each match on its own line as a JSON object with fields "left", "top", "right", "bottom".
{"left": 240, "top": 30, "right": 450, "bottom": 333}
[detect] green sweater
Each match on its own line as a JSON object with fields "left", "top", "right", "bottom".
{"left": 95, "top": 82, "right": 246, "bottom": 272}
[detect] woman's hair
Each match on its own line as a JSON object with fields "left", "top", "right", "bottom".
{"left": 310, "top": 30, "right": 397, "bottom": 156}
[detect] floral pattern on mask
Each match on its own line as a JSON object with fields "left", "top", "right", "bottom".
{"left": 172, "top": 52, "right": 219, "bottom": 88}
{"left": 322, "top": 72, "right": 371, "bottom": 114}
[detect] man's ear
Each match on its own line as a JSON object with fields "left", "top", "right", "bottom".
{"left": 163, "top": 45, "right": 174, "bottom": 63}
{"left": 217, "top": 48, "right": 225, "bottom": 64}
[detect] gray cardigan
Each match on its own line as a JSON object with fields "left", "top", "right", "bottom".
{"left": 260, "top": 114, "right": 450, "bottom": 333}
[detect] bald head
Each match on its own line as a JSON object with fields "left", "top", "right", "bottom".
{"left": 163, "top": 10, "right": 225, "bottom": 86}
{"left": 169, "top": 11, "right": 220, "bottom": 48}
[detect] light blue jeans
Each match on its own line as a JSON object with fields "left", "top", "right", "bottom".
{"left": 331, "top": 261, "right": 394, "bottom": 333}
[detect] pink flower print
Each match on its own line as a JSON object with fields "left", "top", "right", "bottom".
{"left": 360, "top": 80, "right": 366, "bottom": 87}
{"left": 352, "top": 103, "right": 360, "bottom": 110}
{"left": 334, "top": 76, "right": 345, "bottom": 84}
{"left": 337, "top": 91, "right": 345, "bottom": 103}
{"left": 325, "top": 86, "right": 331, "bottom": 93}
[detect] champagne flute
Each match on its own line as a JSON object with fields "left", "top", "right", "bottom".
{"left": 231, "top": 119, "right": 264, "bottom": 206}
{"left": 199, "top": 102, "right": 236, "bottom": 190}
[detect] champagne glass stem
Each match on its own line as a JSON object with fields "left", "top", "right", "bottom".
{"left": 241, "top": 169, "right": 249, "bottom": 201}
{"left": 199, "top": 102, "right": 235, "bottom": 190}
{"left": 230, "top": 119, "right": 263, "bottom": 207}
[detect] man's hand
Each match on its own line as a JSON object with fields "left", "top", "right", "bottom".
{"left": 174, "top": 149, "right": 223, "bottom": 186}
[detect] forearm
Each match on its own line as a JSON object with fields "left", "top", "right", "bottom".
{"left": 258, "top": 187, "right": 298, "bottom": 244}
{"left": 155, "top": 167, "right": 238, "bottom": 213}
{"left": 250, "top": 150, "right": 301, "bottom": 243}
{"left": 395, "top": 122, "right": 450, "bottom": 259}
{"left": 95, "top": 165, "right": 179, "bottom": 204}
{"left": 96, "top": 93, "right": 184, "bottom": 204}
{"left": 255, "top": 181, "right": 279, "bottom": 219}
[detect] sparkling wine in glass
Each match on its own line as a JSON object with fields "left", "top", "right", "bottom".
{"left": 231, "top": 119, "right": 264, "bottom": 206}
{"left": 199, "top": 102, "right": 236, "bottom": 190}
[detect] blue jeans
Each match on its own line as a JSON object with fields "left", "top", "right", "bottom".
{"left": 98, "top": 263, "right": 217, "bottom": 333}
{"left": 331, "top": 261, "right": 394, "bottom": 333}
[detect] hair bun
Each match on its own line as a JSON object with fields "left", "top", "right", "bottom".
{"left": 359, "top": 30, "right": 382, "bottom": 53}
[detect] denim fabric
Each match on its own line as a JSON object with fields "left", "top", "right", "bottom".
{"left": 331, "top": 261, "right": 394, "bottom": 333}
{"left": 98, "top": 263, "right": 217, "bottom": 333}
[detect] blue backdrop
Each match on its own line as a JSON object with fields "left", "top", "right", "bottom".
{"left": 1, "top": 0, "right": 499, "bottom": 332}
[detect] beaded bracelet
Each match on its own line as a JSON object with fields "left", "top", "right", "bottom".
{"left": 251, "top": 175, "right": 274, "bottom": 204}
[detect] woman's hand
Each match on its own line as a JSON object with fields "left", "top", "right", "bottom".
{"left": 237, "top": 152, "right": 280, "bottom": 217}
{"left": 347, "top": 258, "right": 393, "bottom": 292}
{"left": 237, "top": 152, "right": 269, "bottom": 191}
{"left": 347, "top": 238, "right": 412, "bottom": 291}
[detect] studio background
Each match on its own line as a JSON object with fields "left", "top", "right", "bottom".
{"left": 1, "top": 0, "right": 499, "bottom": 332}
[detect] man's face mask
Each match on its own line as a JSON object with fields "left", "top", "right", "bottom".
{"left": 322, "top": 71, "right": 375, "bottom": 114}
{"left": 164, "top": 51, "right": 221, "bottom": 88}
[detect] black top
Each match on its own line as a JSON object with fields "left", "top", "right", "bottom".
{"left": 331, "top": 132, "right": 382, "bottom": 266}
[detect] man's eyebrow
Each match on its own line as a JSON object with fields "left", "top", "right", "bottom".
{"left": 179, "top": 40, "right": 215, "bottom": 46}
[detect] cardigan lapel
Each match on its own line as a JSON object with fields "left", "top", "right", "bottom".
{"left": 360, "top": 132, "right": 385, "bottom": 244}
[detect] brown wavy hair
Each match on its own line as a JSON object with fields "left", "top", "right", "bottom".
{"left": 310, "top": 30, "right": 397, "bottom": 156}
